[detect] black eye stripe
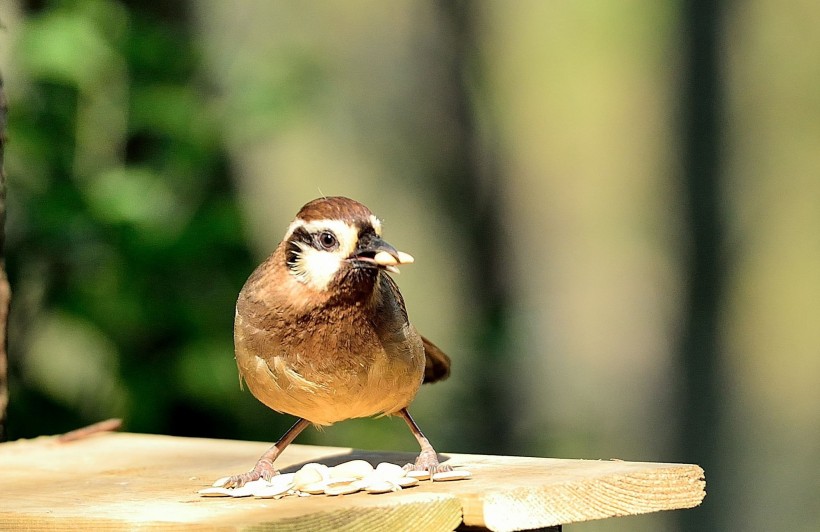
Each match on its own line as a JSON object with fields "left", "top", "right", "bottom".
{"left": 357, "top": 224, "right": 376, "bottom": 239}
{"left": 290, "top": 226, "right": 312, "bottom": 245}
{"left": 286, "top": 227, "right": 312, "bottom": 269}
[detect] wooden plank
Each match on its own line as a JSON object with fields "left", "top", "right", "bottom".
{"left": 0, "top": 433, "right": 460, "bottom": 532}
{"left": 450, "top": 454, "right": 705, "bottom": 530}
{"left": 0, "top": 432, "right": 704, "bottom": 531}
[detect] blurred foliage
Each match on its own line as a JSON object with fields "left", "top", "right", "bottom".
{"left": 2, "top": 1, "right": 820, "bottom": 531}
{"left": 4, "top": 0, "right": 271, "bottom": 440}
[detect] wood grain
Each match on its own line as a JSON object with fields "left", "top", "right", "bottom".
{"left": 0, "top": 432, "right": 704, "bottom": 531}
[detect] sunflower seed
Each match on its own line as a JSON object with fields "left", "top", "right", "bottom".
{"left": 405, "top": 470, "right": 431, "bottom": 481}
{"left": 365, "top": 480, "right": 401, "bottom": 494}
{"left": 432, "top": 470, "right": 472, "bottom": 482}
{"left": 374, "top": 462, "right": 405, "bottom": 480}
{"left": 324, "top": 482, "right": 362, "bottom": 496}
{"left": 329, "top": 460, "right": 374, "bottom": 480}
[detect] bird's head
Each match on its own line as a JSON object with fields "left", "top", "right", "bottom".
{"left": 281, "top": 197, "right": 414, "bottom": 299}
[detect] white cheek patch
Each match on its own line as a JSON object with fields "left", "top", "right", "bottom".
{"left": 295, "top": 246, "right": 344, "bottom": 291}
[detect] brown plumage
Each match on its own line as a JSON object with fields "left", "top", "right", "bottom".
{"left": 223, "top": 196, "right": 451, "bottom": 487}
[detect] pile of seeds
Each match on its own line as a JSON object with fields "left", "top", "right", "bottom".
{"left": 198, "top": 460, "right": 471, "bottom": 499}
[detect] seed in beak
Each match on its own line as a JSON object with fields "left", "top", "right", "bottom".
{"left": 373, "top": 250, "right": 414, "bottom": 266}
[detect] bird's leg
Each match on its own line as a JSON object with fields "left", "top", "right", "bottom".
{"left": 399, "top": 408, "right": 453, "bottom": 474}
{"left": 222, "top": 417, "right": 311, "bottom": 488}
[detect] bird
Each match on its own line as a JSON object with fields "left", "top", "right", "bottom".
{"left": 223, "top": 196, "right": 452, "bottom": 487}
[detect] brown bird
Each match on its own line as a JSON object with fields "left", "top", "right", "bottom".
{"left": 223, "top": 196, "right": 451, "bottom": 487}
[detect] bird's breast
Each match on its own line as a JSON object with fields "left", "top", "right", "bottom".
{"left": 234, "top": 297, "right": 425, "bottom": 426}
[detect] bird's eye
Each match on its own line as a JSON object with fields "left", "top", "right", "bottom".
{"left": 317, "top": 231, "right": 337, "bottom": 250}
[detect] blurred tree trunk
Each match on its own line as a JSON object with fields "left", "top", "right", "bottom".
{"left": 0, "top": 75, "right": 10, "bottom": 442}
{"left": 433, "top": 1, "right": 517, "bottom": 454}
{"left": 675, "top": 0, "right": 728, "bottom": 529}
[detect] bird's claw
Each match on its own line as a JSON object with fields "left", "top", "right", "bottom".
{"left": 220, "top": 459, "right": 278, "bottom": 488}
{"left": 402, "top": 449, "right": 452, "bottom": 475}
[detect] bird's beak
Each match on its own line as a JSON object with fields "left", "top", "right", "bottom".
{"left": 352, "top": 235, "right": 414, "bottom": 273}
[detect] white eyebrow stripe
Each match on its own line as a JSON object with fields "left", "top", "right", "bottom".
{"left": 369, "top": 215, "right": 382, "bottom": 235}
{"left": 284, "top": 218, "right": 352, "bottom": 240}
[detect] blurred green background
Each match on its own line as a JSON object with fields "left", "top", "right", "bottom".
{"left": 2, "top": 1, "right": 819, "bottom": 530}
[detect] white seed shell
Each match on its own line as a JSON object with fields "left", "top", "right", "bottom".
{"left": 251, "top": 474, "right": 295, "bottom": 497}
{"left": 374, "top": 462, "right": 405, "bottom": 480}
{"left": 373, "top": 250, "right": 415, "bottom": 267}
{"left": 432, "top": 470, "right": 472, "bottom": 482}
{"left": 324, "top": 476, "right": 361, "bottom": 487}
{"left": 254, "top": 483, "right": 294, "bottom": 498}
{"left": 293, "top": 466, "right": 325, "bottom": 489}
{"left": 365, "top": 480, "right": 401, "bottom": 494}
{"left": 330, "top": 460, "right": 374, "bottom": 480}
{"left": 243, "top": 478, "right": 271, "bottom": 491}
{"left": 299, "top": 482, "right": 328, "bottom": 495}
{"left": 200, "top": 484, "right": 255, "bottom": 497}
{"left": 405, "top": 470, "right": 431, "bottom": 481}
{"left": 198, "top": 487, "right": 233, "bottom": 497}
{"left": 303, "top": 462, "right": 331, "bottom": 477}
{"left": 397, "top": 251, "right": 415, "bottom": 264}
{"left": 373, "top": 251, "right": 398, "bottom": 266}
{"left": 395, "top": 476, "right": 420, "bottom": 488}
{"left": 324, "top": 482, "right": 362, "bottom": 496}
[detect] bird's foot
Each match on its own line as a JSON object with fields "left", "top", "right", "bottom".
{"left": 402, "top": 448, "right": 452, "bottom": 475}
{"left": 220, "top": 459, "right": 278, "bottom": 489}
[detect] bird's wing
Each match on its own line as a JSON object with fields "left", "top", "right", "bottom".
{"left": 379, "top": 273, "right": 451, "bottom": 384}
{"left": 421, "top": 335, "right": 451, "bottom": 384}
